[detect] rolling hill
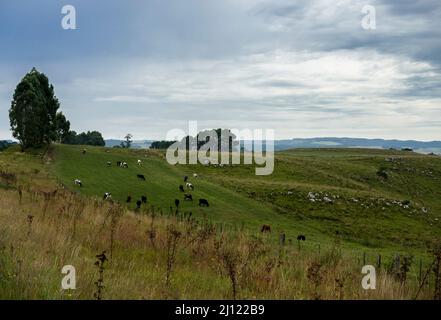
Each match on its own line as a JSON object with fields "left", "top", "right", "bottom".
{"left": 2, "top": 144, "right": 441, "bottom": 299}
{"left": 51, "top": 144, "right": 441, "bottom": 256}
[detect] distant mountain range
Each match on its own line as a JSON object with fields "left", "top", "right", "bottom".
{"left": 105, "top": 137, "right": 441, "bottom": 154}
{"left": 272, "top": 137, "right": 441, "bottom": 154}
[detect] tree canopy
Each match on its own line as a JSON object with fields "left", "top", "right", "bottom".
{"left": 62, "top": 130, "right": 105, "bottom": 146}
{"left": 9, "top": 68, "right": 60, "bottom": 149}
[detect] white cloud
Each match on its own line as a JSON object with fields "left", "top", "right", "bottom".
{"left": 51, "top": 48, "right": 440, "bottom": 140}
{"left": 1, "top": 0, "right": 440, "bottom": 140}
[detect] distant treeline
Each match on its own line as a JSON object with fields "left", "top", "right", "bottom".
{"left": 62, "top": 131, "right": 105, "bottom": 146}
{"left": 150, "top": 140, "right": 177, "bottom": 149}
{"left": 0, "top": 141, "right": 15, "bottom": 151}
{"left": 150, "top": 129, "right": 237, "bottom": 151}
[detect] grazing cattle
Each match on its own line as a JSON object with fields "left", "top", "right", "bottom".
{"left": 193, "top": 173, "right": 198, "bottom": 178}
{"left": 186, "top": 182, "right": 194, "bottom": 190}
{"left": 121, "top": 162, "right": 128, "bottom": 168}
{"left": 126, "top": 195, "right": 132, "bottom": 203}
{"left": 116, "top": 161, "right": 121, "bottom": 167}
{"left": 179, "top": 185, "right": 185, "bottom": 192}
{"left": 297, "top": 235, "right": 306, "bottom": 241}
{"left": 184, "top": 176, "right": 188, "bottom": 182}
{"left": 198, "top": 198, "right": 209, "bottom": 207}
{"left": 74, "top": 179, "right": 82, "bottom": 187}
{"left": 184, "top": 193, "right": 193, "bottom": 201}
{"left": 175, "top": 199, "right": 180, "bottom": 207}
{"left": 136, "top": 200, "right": 142, "bottom": 209}
{"left": 82, "top": 149, "right": 87, "bottom": 155}
{"left": 137, "top": 174, "right": 146, "bottom": 181}
{"left": 261, "top": 224, "right": 271, "bottom": 233}
{"left": 106, "top": 161, "right": 111, "bottom": 167}
{"left": 103, "top": 192, "right": 112, "bottom": 200}
{"left": 137, "top": 159, "right": 142, "bottom": 166}
{"left": 141, "top": 195, "right": 147, "bottom": 203}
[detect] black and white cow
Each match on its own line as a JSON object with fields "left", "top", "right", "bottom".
{"left": 184, "top": 194, "right": 193, "bottom": 201}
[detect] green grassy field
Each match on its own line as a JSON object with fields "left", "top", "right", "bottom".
{"left": 51, "top": 144, "right": 441, "bottom": 259}
{"left": 2, "top": 144, "right": 441, "bottom": 299}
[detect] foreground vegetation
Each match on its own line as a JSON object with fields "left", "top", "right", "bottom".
{"left": 1, "top": 145, "right": 440, "bottom": 299}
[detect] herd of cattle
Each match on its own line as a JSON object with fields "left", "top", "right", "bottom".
{"left": 73, "top": 151, "right": 210, "bottom": 212}
{"left": 74, "top": 149, "right": 306, "bottom": 238}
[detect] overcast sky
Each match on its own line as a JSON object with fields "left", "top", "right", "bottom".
{"left": 0, "top": 0, "right": 440, "bottom": 140}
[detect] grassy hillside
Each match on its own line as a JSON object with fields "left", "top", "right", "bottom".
{"left": 52, "top": 144, "right": 441, "bottom": 255}
{"left": 1, "top": 144, "right": 441, "bottom": 299}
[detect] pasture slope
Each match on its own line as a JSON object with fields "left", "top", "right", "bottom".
{"left": 2, "top": 143, "right": 441, "bottom": 299}
{"left": 53, "top": 144, "right": 441, "bottom": 257}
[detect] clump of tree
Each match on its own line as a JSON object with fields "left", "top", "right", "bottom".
{"left": 62, "top": 130, "right": 105, "bottom": 146}
{"left": 9, "top": 68, "right": 61, "bottom": 150}
{"left": 120, "top": 134, "right": 133, "bottom": 148}
{"left": 9, "top": 68, "right": 106, "bottom": 149}
{"left": 150, "top": 129, "right": 236, "bottom": 151}
{"left": 183, "top": 128, "right": 238, "bottom": 152}
{"left": 150, "top": 140, "right": 177, "bottom": 149}
{"left": 112, "top": 134, "right": 133, "bottom": 149}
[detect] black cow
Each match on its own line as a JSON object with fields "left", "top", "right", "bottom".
{"left": 116, "top": 161, "right": 121, "bottom": 167}
{"left": 297, "top": 235, "right": 306, "bottom": 241}
{"left": 261, "top": 224, "right": 271, "bottom": 233}
{"left": 184, "top": 193, "right": 193, "bottom": 201}
{"left": 126, "top": 195, "right": 132, "bottom": 203}
{"left": 179, "top": 185, "right": 185, "bottom": 192}
{"left": 137, "top": 174, "right": 146, "bottom": 181}
{"left": 198, "top": 198, "right": 209, "bottom": 207}
{"left": 136, "top": 200, "right": 142, "bottom": 209}
{"left": 184, "top": 176, "right": 188, "bottom": 182}
{"left": 175, "top": 199, "right": 180, "bottom": 207}
{"left": 141, "top": 195, "right": 147, "bottom": 203}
